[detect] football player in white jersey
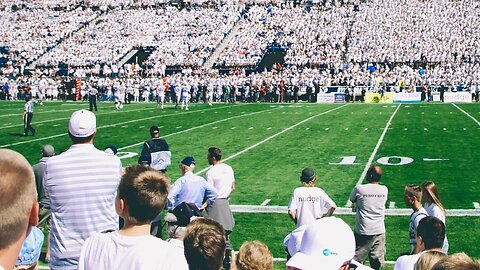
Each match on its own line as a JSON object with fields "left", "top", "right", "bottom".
{"left": 157, "top": 83, "right": 166, "bottom": 109}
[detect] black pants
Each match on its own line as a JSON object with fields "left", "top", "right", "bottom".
{"left": 89, "top": 97, "right": 97, "bottom": 111}
{"left": 24, "top": 113, "right": 35, "bottom": 135}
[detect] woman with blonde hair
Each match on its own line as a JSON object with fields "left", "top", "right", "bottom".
{"left": 414, "top": 250, "right": 447, "bottom": 270}
{"left": 421, "top": 181, "right": 448, "bottom": 253}
{"left": 232, "top": 241, "right": 273, "bottom": 270}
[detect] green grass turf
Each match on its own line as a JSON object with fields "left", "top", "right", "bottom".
{"left": 2, "top": 101, "right": 480, "bottom": 268}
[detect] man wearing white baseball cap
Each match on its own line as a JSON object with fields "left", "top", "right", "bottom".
{"left": 43, "top": 109, "right": 122, "bottom": 270}
{"left": 286, "top": 217, "right": 373, "bottom": 270}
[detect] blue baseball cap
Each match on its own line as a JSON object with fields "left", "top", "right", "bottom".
{"left": 181, "top": 156, "right": 195, "bottom": 167}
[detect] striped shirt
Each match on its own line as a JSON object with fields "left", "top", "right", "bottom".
{"left": 24, "top": 100, "right": 34, "bottom": 113}
{"left": 44, "top": 144, "right": 122, "bottom": 269}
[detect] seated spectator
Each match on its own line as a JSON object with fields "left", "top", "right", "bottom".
{"left": 432, "top": 253, "right": 480, "bottom": 270}
{"left": 394, "top": 216, "right": 446, "bottom": 270}
{"left": 184, "top": 218, "right": 226, "bottom": 270}
{"left": 0, "top": 149, "right": 39, "bottom": 270}
{"left": 231, "top": 241, "right": 273, "bottom": 270}
{"left": 78, "top": 165, "right": 188, "bottom": 270}
{"left": 414, "top": 251, "right": 447, "bottom": 270}
{"left": 286, "top": 216, "right": 372, "bottom": 270}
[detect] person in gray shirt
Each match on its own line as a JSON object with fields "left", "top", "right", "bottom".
{"left": 349, "top": 165, "right": 388, "bottom": 270}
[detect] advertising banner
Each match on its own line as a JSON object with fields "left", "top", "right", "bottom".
{"left": 365, "top": 93, "right": 381, "bottom": 103}
{"left": 334, "top": 93, "right": 346, "bottom": 103}
{"left": 393, "top": 92, "right": 421, "bottom": 103}
{"left": 444, "top": 92, "right": 472, "bottom": 103}
{"left": 317, "top": 93, "right": 335, "bottom": 103}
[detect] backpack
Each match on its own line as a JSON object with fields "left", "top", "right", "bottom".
{"left": 172, "top": 202, "right": 202, "bottom": 227}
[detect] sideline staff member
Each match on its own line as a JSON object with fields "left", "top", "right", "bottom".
{"left": 23, "top": 95, "right": 36, "bottom": 136}
{"left": 138, "top": 126, "right": 171, "bottom": 173}
{"left": 88, "top": 85, "right": 98, "bottom": 112}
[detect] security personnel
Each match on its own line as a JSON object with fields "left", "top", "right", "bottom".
{"left": 23, "top": 95, "right": 35, "bottom": 136}
{"left": 88, "top": 85, "right": 98, "bottom": 111}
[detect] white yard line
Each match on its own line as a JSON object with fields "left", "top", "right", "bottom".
{"left": 196, "top": 104, "right": 349, "bottom": 175}
{"left": 118, "top": 107, "right": 281, "bottom": 151}
{"left": 0, "top": 105, "right": 244, "bottom": 148}
{"left": 346, "top": 104, "right": 401, "bottom": 207}
{"left": 452, "top": 103, "right": 480, "bottom": 126}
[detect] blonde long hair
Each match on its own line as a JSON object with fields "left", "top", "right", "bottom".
{"left": 421, "top": 181, "right": 446, "bottom": 215}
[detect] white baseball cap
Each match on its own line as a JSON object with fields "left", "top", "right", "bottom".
{"left": 68, "top": 110, "right": 96, "bottom": 138}
{"left": 286, "top": 217, "right": 355, "bottom": 270}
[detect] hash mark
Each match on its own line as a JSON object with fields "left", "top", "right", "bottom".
{"left": 261, "top": 199, "right": 271, "bottom": 206}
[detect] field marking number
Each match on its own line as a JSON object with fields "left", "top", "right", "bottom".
{"left": 331, "top": 156, "right": 447, "bottom": 166}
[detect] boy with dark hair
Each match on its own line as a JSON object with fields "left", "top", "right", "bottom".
{"left": 78, "top": 165, "right": 188, "bottom": 270}
{"left": 395, "top": 217, "right": 446, "bottom": 270}
{"left": 184, "top": 218, "right": 226, "bottom": 270}
{"left": 404, "top": 185, "right": 429, "bottom": 255}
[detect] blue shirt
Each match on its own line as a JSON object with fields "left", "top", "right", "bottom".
{"left": 167, "top": 172, "right": 217, "bottom": 210}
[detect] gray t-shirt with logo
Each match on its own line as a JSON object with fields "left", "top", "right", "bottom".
{"left": 349, "top": 183, "right": 388, "bottom": 235}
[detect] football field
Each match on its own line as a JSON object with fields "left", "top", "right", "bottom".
{"left": 1, "top": 100, "right": 479, "bottom": 267}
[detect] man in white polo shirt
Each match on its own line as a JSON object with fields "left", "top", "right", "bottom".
{"left": 43, "top": 110, "right": 122, "bottom": 269}
{"left": 205, "top": 147, "right": 235, "bottom": 268}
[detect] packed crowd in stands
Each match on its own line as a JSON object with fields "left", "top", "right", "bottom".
{"left": 0, "top": 0, "right": 479, "bottom": 99}
{"left": 346, "top": 0, "right": 480, "bottom": 64}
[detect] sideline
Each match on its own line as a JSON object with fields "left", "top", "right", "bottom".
{"left": 0, "top": 105, "right": 245, "bottom": 148}
{"left": 196, "top": 104, "right": 350, "bottom": 175}
{"left": 345, "top": 104, "right": 401, "bottom": 207}
{"left": 452, "top": 103, "right": 480, "bottom": 126}
{"left": 230, "top": 204, "right": 480, "bottom": 217}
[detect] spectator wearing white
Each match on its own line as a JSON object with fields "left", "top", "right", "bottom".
{"left": 205, "top": 147, "right": 236, "bottom": 263}
{"left": 78, "top": 165, "right": 188, "bottom": 270}
{"left": 288, "top": 168, "right": 336, "bottom": 228}
{"left": 349, "top": 166, "right": 388, "bottom": 270}
{"left": 394, "top": 216, "right": 446, "bottom": 270}
{"left": 0, "top": 149, "right": 39, "bottom": 270}
{"left": 286, "top": 217, "right": 373, "bottom": 270}
{"left": 43, "top": 110, "right": 122, "bottom": 269}
{"left": 421, "top": 181, "right": 448, "bottom": 254}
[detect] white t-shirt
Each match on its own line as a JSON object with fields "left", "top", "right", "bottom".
{"left": 394, "top": 251, "right": 425, "bottom": 270}
{"left": 288, "top": 186, "right": 336, "bottom": 228}
{"left": 349, "top": 183, "right": 388, "bottom": 235}
{"left": 78, "top": 231, "right": 188, "bottom": 270}
{"left": 424, "top": 202, "right": 449, "bottom": 253}
{"left": 206, "top": 163, "right": 235, "bottom": 199}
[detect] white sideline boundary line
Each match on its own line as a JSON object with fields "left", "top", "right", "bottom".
{"left": 452, "top": 103, "right": 480, "bottom": 126}
{"left": 346, "top": 104, "right": 401, "bottom": 207}
{"left": 229, "top": 205, "right": 480, "bottom": 217}
{"left": 0, "top": 105, "right": 244, "bottom": 148}
{"left": 196, "top": 104, "right": 350, "bottom": 175}
{"left": 118, "top": 107, "right": 281, "bottom": 151}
